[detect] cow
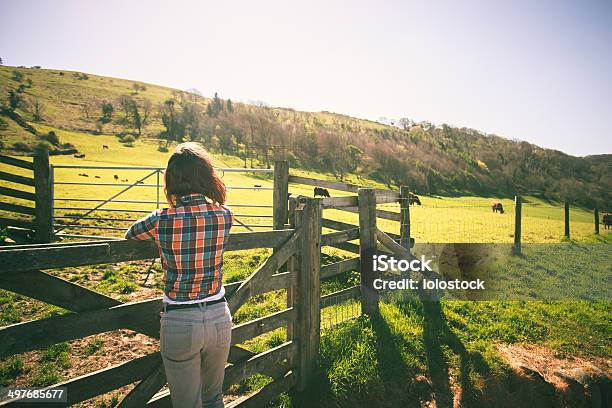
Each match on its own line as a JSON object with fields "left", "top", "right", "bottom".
{"left": 314, "top": 187, "right": 331, "bottom": 198}
{"left": 78, "top": 173, "right": 89, "bottom": 177}
{"left": 121, "top": 179, "right": 128, "bottom": 182}
{"left": 94, "top": 175, "right": 100, "bottom": 179}
{"left": 74, "top": 153, "right": 86, "bottom": 158}
{"left": 603, "top": 213, "right": 612, "bottom": 230}
{"left": 102, "top": 145, "right": 109, "bottom": 150}
{"left": 409, "top": 193, "right": 421, "bottom": 206}
{"left": 114, "top": 175, "right": 119, "bottom": 181}
{"left": 492, "top": 202, "right": 504, "bottom": 214}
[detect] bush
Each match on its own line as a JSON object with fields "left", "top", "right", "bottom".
{"left": 12, "top": 142, "right": 32, "bottom": 152}
{"left": 40, "top": 131, "right": 60, "bottom": 146}
{"left": 120, "top": 135, "right": 136, "bottom": 147}
{"left": 158, "top": 141, "right": 169, "bottom": 152}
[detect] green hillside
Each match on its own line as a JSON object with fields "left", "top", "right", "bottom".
{"left": 0, "top": 64, "right": 610, "bottom": 209}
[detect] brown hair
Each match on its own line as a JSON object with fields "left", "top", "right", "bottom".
{"left": 164, "top": 142, "right": 226, "bottom": 206}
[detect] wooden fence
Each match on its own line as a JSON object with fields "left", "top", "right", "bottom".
{"left": 0, "top": 149, "right": 52, "bottom": 242}
{"left": 0, "top": 193, "right": 374, "bottom": 406}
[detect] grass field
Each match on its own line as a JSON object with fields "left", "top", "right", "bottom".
{"left": 1, "top": 123, "right": 606, "bottom": 245}
{"left": 0, "top": 125, "right": 610, "bottom": 407}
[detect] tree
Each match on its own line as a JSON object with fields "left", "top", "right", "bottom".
{"left": 7, "top": 90, "right": 24, "bottom": 111}
{"left": 0, "top": 57, "right": 3, "bottom": 65}
{"left": 206, "top": 92, "right": 224, "bottom": 118}
{"left": 100, "top": 102, "right": 114, "bottom": 123}
{"left": 226, "top": 99, "right": 234, "bottom": 113}
{"left": 160, "top": 98, "right": 184, "bottom": 143}
{"left": 398, "top": 117, "right": 413, "bottom": 130}
{"left": 129, "top": 98, "right": 151, "bottom": 137}
{"left": 118, "top": 95, "right": 151, "bottom": 136}
{"left": 31, "top": 96, "right": 44, "bottom": 122}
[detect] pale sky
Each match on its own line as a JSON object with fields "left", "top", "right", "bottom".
{"left": 1, "top": 0, "right": 611, "bottom": 156}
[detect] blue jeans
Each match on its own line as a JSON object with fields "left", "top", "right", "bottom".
{"left": 160, "top": 302, "right": 232, "bottom": 408}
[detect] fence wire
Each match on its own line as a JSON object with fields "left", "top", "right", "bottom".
{"left": 320, "top": 292, "right": 361, "bottom": 331}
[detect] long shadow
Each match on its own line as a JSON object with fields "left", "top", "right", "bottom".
{"left": 369, "top": 313, "right": 429, "bottom": 408}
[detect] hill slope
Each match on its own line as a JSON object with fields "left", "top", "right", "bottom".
{"left": 0, "top": 65, "right": 609, "bottom": 208}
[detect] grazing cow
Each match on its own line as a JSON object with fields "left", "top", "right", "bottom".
{"left": 94, "top": 175, "right": 100, "bottom": 179}
{"left": 102, "top": 145, "right": 109, "bottom": 150}
{"left": 314, "top": 187, "right": 331, "bottom": 198}
{"left": 74, "top": 153, "right": 86, "bottom": 158}
{"left": 492, "top": 202, "right": 504, "bottom": 214}
{"left": 409, "top": 193, "right": 421, "bottom": 206}
{"left": 114, "top": 175, "right": 119, "bottom": 181}
{"left": 254, "top": 184, "right": 262, "bottom": 188}
{"left": 121, "top": 179, "right": 128, "bottom": 182}
{"left": 78, "top": 173, "right": 89, "bottom": 177}
{"left": 603, "top": 213, "right": 612, "bottom": 230}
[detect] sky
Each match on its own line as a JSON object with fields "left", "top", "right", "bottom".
{"left": 1, "top": 0, "right": 610, "bottom": 156}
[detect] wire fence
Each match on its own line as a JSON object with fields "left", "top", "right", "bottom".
{"left": 50, "top": 164, "right": 276, "bottom": 238}
{"left": 320, "top": 291, "right": 361, "bottom": 331}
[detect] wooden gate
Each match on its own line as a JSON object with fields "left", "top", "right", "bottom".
{"left": 0, "top": 198, "right": 322, "bottom": 407}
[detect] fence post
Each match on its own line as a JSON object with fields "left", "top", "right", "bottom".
{"left": 273, "top": 160, "right": 289, "bottom": 230}
{"left": 294, "top": 197, "right": 321, "bottom": 391}
{"left": 564, "top": 202, "right": 570, "bottom": 239}
{"left": 33, "top": 147, "right": 53, "bottom": 243}
{"left": 513, "top": 196, "right": 522, "bottom": 255}
{"left": 286, "top": 196, "right": 298, "bottom": 342}
{"left": 358, "top": 188, "right": 379, "bottom": 316}
{"left": 594, "top": 207, "right": 599, "bottom": 235}
{"left": 399, "top": 186, "right": 411, "bottom": 252}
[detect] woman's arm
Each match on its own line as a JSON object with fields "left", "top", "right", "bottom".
{"left": 125, "top": 209, "right": 161, "bottom": 241}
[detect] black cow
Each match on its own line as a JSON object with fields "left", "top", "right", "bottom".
{"left": 314, "top": 187, "right": 331, "bottom": 198}
{"left": 492, "top": 202, "right": 504, "bottom": 214}
{"left": 102, "top": 145, "right": 109, "bottom": 150}
{"left": 74, "top": 153, "right": 86, "bottom": 158}
{"left": 603, "top": 213, "right": 612, "bottom": 230}
{"left": 114, "top": 175, "right": 119, "bottom": 181}
{"left": 409, "top": 193, "right": 421, "bottom": 206}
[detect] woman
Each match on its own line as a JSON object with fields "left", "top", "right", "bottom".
{"left": 126, "top": 142, "right": 233, "bottom": 408}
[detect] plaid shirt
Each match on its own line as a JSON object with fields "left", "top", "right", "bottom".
{"left": 125, "top": 194, "right": 233, "bottom": 302}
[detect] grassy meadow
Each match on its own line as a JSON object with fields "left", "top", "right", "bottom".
{"left": 0, "top": 113, "right": 610, "bottom": 405}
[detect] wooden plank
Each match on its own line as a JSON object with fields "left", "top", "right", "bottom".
{"left": 320, "top": 228, "right": 359, "bottom": 247}
{"left": 358, "top": 188, "right": 379, "bottom": 316}
{"left": 0, "top": 217, "right": 34, "bottom": 229}
{"left": 0, "top": 186, "right": 35, "bottom": 201}
{"left": 0, "top": 154, "right": 34, "bottom": 170}
{"left": 294, "top": 198, "right": 321, "bottom": 391}
{"left": 321, "top": 257, "right": 360, "bottom": 280}
{"left": 320, "top": 195, "right": 358, "bottom": 209}
{"left": 118, "top": 361, "right": 166, "bottom": 408}
{"left": 228, "top": 231, "right": 298, "bottom": 313}
{"left": 231, "top": 308, "right": 295, "bottom": 346}
{"left": 375, "top": 228, "right": 441, "bottom": 281}
{"left": 288, "top": 175, "right": 398, "bottom": 198}
{"left": 272, "top": 161, "right": 289, "bottom": 230}
{"left": 322, "top": 218, "right": 358, "bottom": 231}
{"left": 0, "top": 170, "right": 35, "bottom": 186}
{"left": 0, "top": 298, "right": 161, "bottom": 358}
{"left": 320, "top": 285, "right": 361, "bottom": 307}
{"left": 0, "top": 353, "right": 162, "bottom": 406}
{"left": 0, "top": 230, "right": 297, "bottom": 273}
{"left": 329, "top": 241, "right": 360, "bottom": 254}
{"left": 375, "top": 194, "right": 400, "bottom": 204}
{"left": 0, "top": 201, "right": 35, "bottom": 215}
{"left": 224, "top": 341, "right": 295, "bottom": 389}
{"left": 33, "top": 148, "right": 53, "bottom": 242}
{"left": 337, "top": 206, "right": 401, "bottom": 222}
{"left": 227, "top": 371, "right": 296, "bottom": 408}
